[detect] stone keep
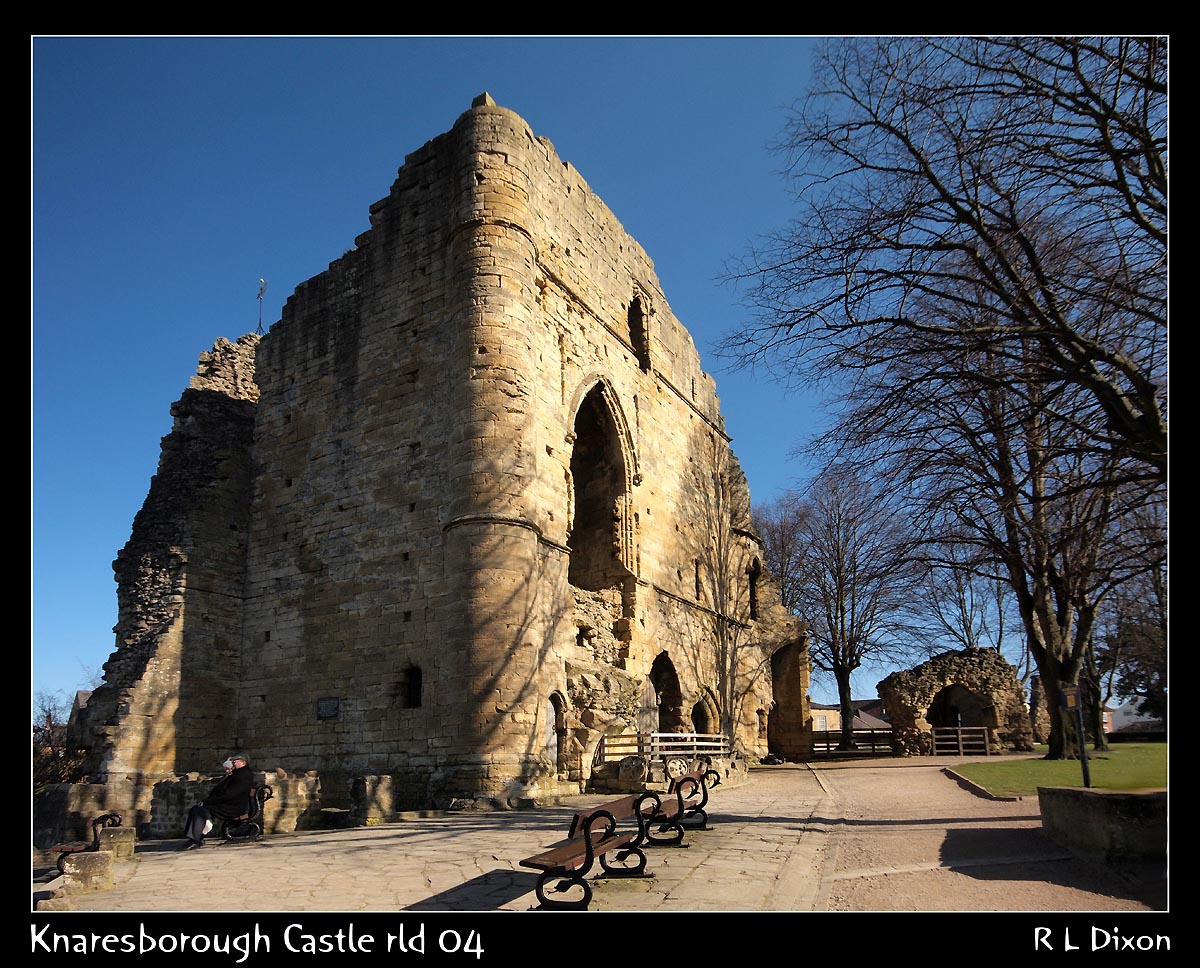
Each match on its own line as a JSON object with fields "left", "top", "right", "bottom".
{"left": 76, "top": 95, "right": 809, "bottom": 818}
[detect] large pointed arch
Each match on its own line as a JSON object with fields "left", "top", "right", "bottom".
{"left": 565, "top": 375, "right": 640, "bottom": 486}
{"left": 565, "top": 378, "right": 639, "bottom": 587}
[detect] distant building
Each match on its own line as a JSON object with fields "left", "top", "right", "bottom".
{"left": 809, "top": 700, "right": 889, "bottom": 733}
{"left": 1109, "top": 701, "right": 1163, "bottom": 735}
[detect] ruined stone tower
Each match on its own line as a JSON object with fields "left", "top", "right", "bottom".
{"left": 67, "top": 95, "right": 808, "bottom": 830}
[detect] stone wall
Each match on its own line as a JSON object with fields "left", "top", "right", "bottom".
{"left": 33, "top": 783, "right": 141, "bottom": 849}
{"left": 79, "top": 335, "right": 260, "bottom": 782}
{"left": 1038, "top": 787, "right": 1167, "bottom": 863}
{"left": 143, "top": 769, "right": 324, "bottom": 837}
{"left": 61, "top": 95, "right": 808, "bottom": 818}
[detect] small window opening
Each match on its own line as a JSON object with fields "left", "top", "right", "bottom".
{"left": 627, "top": 296, "right": 651, "bottom": 372}
{"left": 399, "top": 666, "right": 423, "bottom": 709}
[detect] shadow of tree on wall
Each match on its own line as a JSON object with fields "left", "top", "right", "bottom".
{"left": 665, "top": 425, "right": 798, "bottom": 753}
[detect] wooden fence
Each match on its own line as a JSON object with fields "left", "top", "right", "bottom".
{"left": 810, "top": 728, "right": 894, "bottom": 755}
{"left": 931, "top": 726, "right": 991, "bottom": 756}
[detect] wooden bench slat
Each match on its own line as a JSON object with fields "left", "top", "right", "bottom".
{"left": 520, "top": 830, "right": 636, "bottom": 872}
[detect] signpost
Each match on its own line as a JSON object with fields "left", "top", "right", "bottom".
{"left": 1058, "top": 685, "right": 1092, "bottom": 788}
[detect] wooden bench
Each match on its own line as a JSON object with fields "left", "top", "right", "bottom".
{"left": 567, "top": 791, "right": 691, "bottom": 849}
{"left": 52, "top": 812, "right": 122, "bottom": 874}
{"left": 519, "top": 770, "right": 721, "bottom": 910}
{"left": 521, "top": 799, "right": 656, "bottom": 910}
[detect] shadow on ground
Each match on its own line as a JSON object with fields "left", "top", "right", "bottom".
{"left": 404, "top": 870, "right": 541, "bottom": 911}
{"left": 939, "top": 826, "right": 1167, "bottom": 910}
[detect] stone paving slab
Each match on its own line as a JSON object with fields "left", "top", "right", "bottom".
{"left": 34, "top": 767, "right": 830, "bottom": 913}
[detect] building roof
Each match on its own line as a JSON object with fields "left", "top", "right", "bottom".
{"left": 811, "top": 699, "right": 882, "bottom": 711}
{"left": 853, "top": 711, "right": 890, "bottom": 730}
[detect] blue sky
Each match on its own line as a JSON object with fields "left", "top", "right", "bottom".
{"left": 32, "top": 36, "right": 859, "bottom": 709}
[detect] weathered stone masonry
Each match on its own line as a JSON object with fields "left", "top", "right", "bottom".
{"left": 56, "top": 95, "right": 808, "bottom": 837}
{"left": 878, "top": 648, "right": 1034, "bottom": 756}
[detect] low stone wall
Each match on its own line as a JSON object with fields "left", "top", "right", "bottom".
{"left": 145, "top": 775, "right": 221, "bottom": 839}
{"left": 145, "top": 770, "right": 326, "bottom": 837}
{"left": 271, "top": 772, "right": 326, "bottom": 830}
{"left": 33, "top": 782, "right": 153, "bottom": 849}
{"left": 1038, "top": 786, "right": 1167, "bottom": 863}
{"left": 588, "top": 752, "right": 748, "bottom": 794}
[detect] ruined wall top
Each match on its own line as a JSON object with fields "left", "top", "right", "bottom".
{"left": 189, "top": 334, "right": 261, "bottom": 402}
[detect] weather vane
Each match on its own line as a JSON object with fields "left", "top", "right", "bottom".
{"left": 256, "top": 278, "right": 268, "bottom": 334}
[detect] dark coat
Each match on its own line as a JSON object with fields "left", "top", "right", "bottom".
{"left": 203, "top": 764, "right": 255, "bottom": 820}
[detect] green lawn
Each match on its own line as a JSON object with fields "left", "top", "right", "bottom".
{"left": 953, "top": 742, "right": 1167, "bottom": 798}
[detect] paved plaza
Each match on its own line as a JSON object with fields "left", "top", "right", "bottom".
{"left": 33, "top": 758, "right": 1165, "bottom": 915}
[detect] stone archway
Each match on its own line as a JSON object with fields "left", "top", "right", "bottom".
{"left": 568, "top": 383, "right": 631, "bottom": 591}
{"left": 649, "top": 652, "right": 686, "bottom": 733}
{"left": 878, "top": 649, "right": 1035, "bottom": 756}
{"left": 690, "top": 688, "right": 719, "bottom": 735}
{"left": 926, "top": 683, "right": 987, "bottom": 729}
{"left": 567, "top": 380, "right": 638, "bottom": 667}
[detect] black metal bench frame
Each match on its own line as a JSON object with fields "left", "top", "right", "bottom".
{"left": 519, "top": 767, "right": 721, "bottom": 910}
{"left": 667, "top": 768, "right": 721, "bottom": 830}
{"left": 215, "top": 785, "right": 273, "bottom": 845}
{"left": 569, "top": 790, "right": 694, "bottom": 848}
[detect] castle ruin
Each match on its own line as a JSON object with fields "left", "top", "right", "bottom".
{"left": 50, "top": 95, "right": 809, "bottom": 837}
{"left": 878, "top": 648, "right": 1034, "bottom": 756}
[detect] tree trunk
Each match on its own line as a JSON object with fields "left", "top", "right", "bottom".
{"left": 1037, "top": 662, "right": 1081, "bottom": 760}
{"left": 837, "top": 674, "right": 856, "bottom": 751}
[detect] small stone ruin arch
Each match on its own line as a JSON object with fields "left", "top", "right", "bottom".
{"left": 878, "top": 648, "right": 1035, "bottom": 756}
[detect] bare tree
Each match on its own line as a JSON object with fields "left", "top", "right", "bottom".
{"left": 724, "top": 36, "right": 1167, "bottom": 482}
{"left": 772, "top": 470, "right": 924, "bottom": 750}
{"left": 751, "top": 491, "right": 809, "bottom": 614}
{"left": 821, "top": 329, "right": 1163, "bottom": 758}
{"left": 920, "top": 541, "right": 1009, "bottom": 653}
{"left": 33, "top": 690, "right": 87, "bottom": 793}
{"left": 1095, "top": 503, "right": 1167, "bottom": 727}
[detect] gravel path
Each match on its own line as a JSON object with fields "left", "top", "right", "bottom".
{"left": 807, "top": 757, "right": 1166, "bottom": 912}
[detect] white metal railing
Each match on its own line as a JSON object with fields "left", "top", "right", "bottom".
{"left": 593, "top": 732, "right": 731, "bottom": 766}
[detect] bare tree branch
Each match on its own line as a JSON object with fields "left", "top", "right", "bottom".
{"left": 723, "top": 36, "right": 1167, "bottom": 479}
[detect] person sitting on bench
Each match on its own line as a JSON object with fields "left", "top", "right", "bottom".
{"left": 180, "top": 752, "right": 254, "bottom": 850}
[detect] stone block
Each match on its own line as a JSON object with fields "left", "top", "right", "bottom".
{"left": 34, "top": 895, "right": 75, "bottom": 911}
{"left": 60, "top": 850, "right": 114, "bottom": 894}
{"left": 99, "top": 826, "right": 137, "bottom": 861}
